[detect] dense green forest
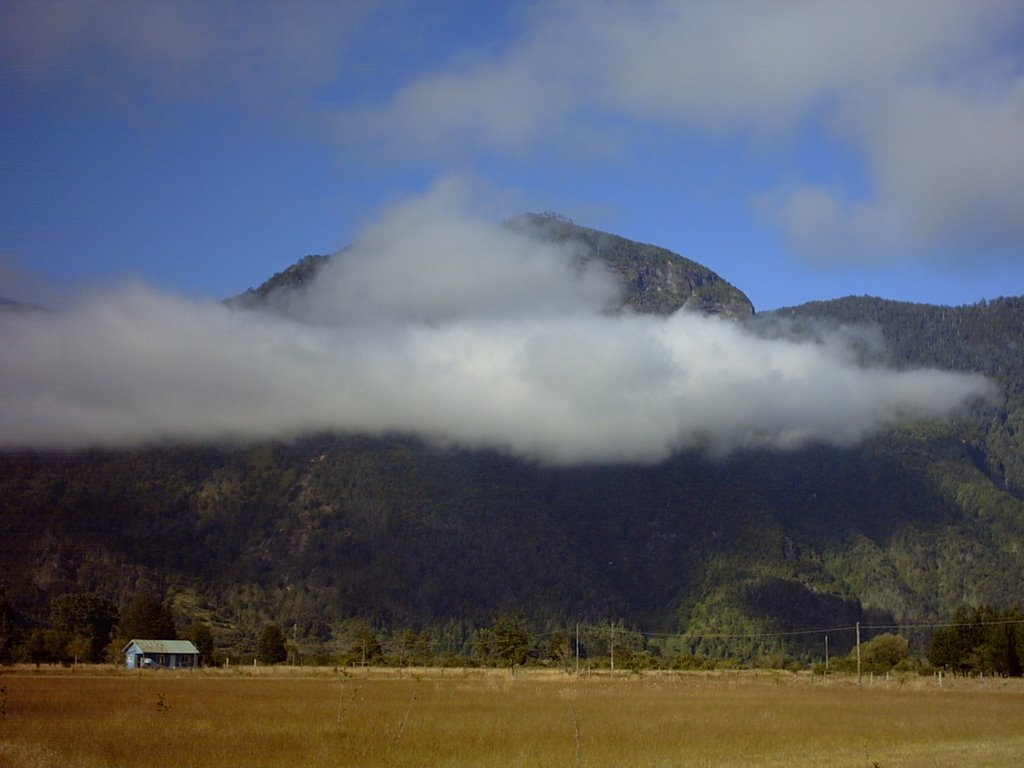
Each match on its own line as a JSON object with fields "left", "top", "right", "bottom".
{"left": 1, "top": 220, "right": 1022, "bottom": 667}
{"left": 767, "top": 296, "right": 1024, "bottom": 497}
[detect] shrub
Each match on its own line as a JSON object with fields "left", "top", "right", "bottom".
{"left": 860, "top": 633, "right": 909, "bottom": 673}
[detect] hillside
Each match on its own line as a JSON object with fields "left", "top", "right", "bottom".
{"left": 766, "top": 296, "right": 1024, "bottom": 497}
{"left": 506, "top": 214, "right": 755, "bottom": 318}
{"left": 1, "top": 223, "right": 1021, "bottom": 664}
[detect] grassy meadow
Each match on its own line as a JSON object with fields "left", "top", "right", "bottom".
{"left": 1, "top": 666, "right": 1023, "bottom": 767}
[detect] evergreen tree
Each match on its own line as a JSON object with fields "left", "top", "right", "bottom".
{"left": 927, "top": 624, "right": 967, "bottom": 672}
{"left": 0, "top": 587, "right": 19, "bottom": 664}
{"left": 545, "top": 629, "right": 573, "bottom": 669}
{"left": 184, "top": 622, "right": 215, "bottom": 664}
{"left": 257, "top": 624, "right": 287, "bottom": 664}
{"left": 343, "top": 627, "right": 383, "bottom": 666}
{"left": 928, "top": 607, "right": 1024, "bottom": 676}
{"left": 490, "top": 611, "right": 531, "bottom": 669}
{"left": 117, "top": 593, "right": 177, "bottom": 640}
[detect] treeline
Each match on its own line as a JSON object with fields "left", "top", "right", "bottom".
{"left": 926, "top": 606, "right": 1024, "bottom": 676}
{"left": 0, "top": 589, "right": 657, "bottom": 670}
{"left": 5, "top": 589, "right": 1023, "bottom": 678}
{"left": 0, "top": 591, "right": 213, "bottom": 667}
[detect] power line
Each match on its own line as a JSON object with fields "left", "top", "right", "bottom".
{"left": 548, "top": 616, "right": 1024, "bottom": 646}
{"left": 639, "top": 625, "right": 857, "bottom": 641}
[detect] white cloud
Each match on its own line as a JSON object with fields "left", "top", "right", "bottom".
{"left": 275, "top": 179, "right": 619, "bottom": 325}
{"left": 771, "top": 74, "right": 1024, "bottom": 263}
{"left": 0, "top": 184, "right": 993, "bottom": 462}
{"left": 856, "top": 81, "right": 1024, "bottom": 253}
{"left": 0, "top": 0, "right": 377, "bottom": 104}
{"left": 7, "top": 1, "right": 1021, "bottom": 266}
{"left": 337, "top": 0, "right": 1024, "bottom": 265}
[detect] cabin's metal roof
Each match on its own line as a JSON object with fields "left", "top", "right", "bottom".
{"left": 122, "top": 639, "right": 199, "bottom": 654}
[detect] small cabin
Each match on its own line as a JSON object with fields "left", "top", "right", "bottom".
{"left": 123, "top": 639, "right": 200, "bottom": 670}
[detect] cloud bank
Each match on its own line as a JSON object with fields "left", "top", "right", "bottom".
{"left": 0, "top": 183, "right": 993, "bottom": 463}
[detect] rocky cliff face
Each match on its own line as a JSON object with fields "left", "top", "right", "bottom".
{"left": 508, "top": 213, "right": 755, "bottom": 318}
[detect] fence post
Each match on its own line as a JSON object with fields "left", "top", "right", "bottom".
{"left": 856, "top": 622, "right": 862, "bottom": 689}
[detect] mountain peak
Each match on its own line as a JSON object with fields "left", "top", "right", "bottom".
{"left": 507, "top": 213, "right": 754, "bottom": 318}
{"left": 237, "top": 215, "right": 754, "bottom": 319}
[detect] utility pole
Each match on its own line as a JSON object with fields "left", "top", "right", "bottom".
{"left": 610, "top": 623, "right": 615, "bottom": 673}
{"left": 856, "top": 622, "right": 862, "bottom": 688}
{"left": 824, "top": 635, "right": 829, "bottom": 676}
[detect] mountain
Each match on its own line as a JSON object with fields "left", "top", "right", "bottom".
{"left": 1, "top": 220, "right": 1021, "bottom": 664}
{"left": 505, "top": 214, "right": 755, "bottom": 318}
{"left": 767, "top": 296, "right": 1024, "bottom": 497}
{"left": 233, "top": 213, "right": 755, "bottom": 319}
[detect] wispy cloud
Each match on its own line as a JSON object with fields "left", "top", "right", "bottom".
{"left": 0, "top": 181, "right": 992, "bottom": 462}
{"left": 5, "top": 1, "right": 1021, "bottom": 269}
{"left": 336, "top": 0, "right": 1024, "bottom": 266}
{"left": 0, "top": 0, "right": 377, "bottom": 110}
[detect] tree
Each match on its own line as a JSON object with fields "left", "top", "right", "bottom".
{"left": 393, "top": 628, "right": 433, "bottom": 666}
{"left": 342, "top": 627, "right": 383, "bottom": 666}
{"left": 981, "top": 620, "right": 1023, "bottom": 677}
{"left": 859, "top": 632, "right": 909, "bottom": 673}
{"left": 65, "top": 635, "right": 91, "bottom": 665}
{"left": 927, "top": 607, "right": 1024, "bottom": 676}
{"left": 24, "top": 629, "right": 60, "bottom": 665}
{"left": 257, "top": 624, "right": 287, "bottom": 665}
{"left": 117, "top": 593, "right": 176, "bottom": 640}
{"left": 545, "top": 629, "right": 573, "bottom": 669}
{"left": 490, "top": 611, "right": 531, "bottom": 670}
{"left": 395, "top": 628, "right": 417, "bottom": 666}
{"left": 0, "top": 587, "right": 20, "bottom": 664}
{"left": 184, "top": 622, "right": 215, "bottom": 664}
{"left": 51, "top": 592, "right": 119, "bottom": 663}
{"left": 927, "top": 623, "right": 967, "bottom": 672}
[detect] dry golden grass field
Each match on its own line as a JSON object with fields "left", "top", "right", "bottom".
{"left": 1, "top": 666, "right": 1023, "bottom": 767}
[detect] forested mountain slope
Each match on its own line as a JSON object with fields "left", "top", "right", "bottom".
{"left": 1, "top": 225, "right": 1021, "bottom": 662}
{"left": 767, "top": 296, "right": 1024, "bottom": 497}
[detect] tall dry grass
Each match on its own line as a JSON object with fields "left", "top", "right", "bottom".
{"left": 1, "top": 666, "right": 1023, "bottom": 767}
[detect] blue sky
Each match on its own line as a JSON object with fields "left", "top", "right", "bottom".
{"left": 2, "top": 0, "right": 1023, "bottom": 312}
